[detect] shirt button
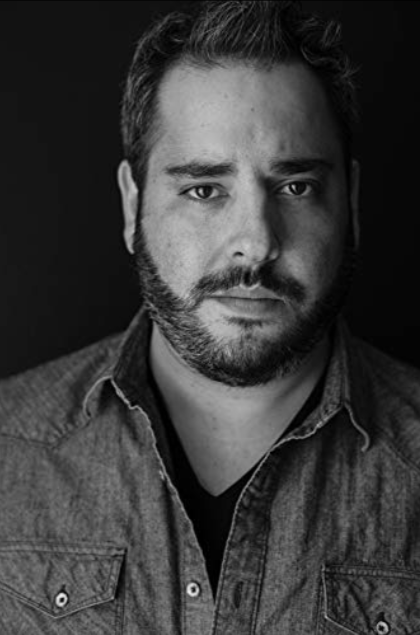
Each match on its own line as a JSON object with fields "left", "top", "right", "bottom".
{"left": 54, "top": 591, "right": 69, "bottom": 609}
{"left": 375, "top": 621, "right": 390, "bottom": 635}
{"left": 186, "top": 581, "right": 201, "bottom": 598}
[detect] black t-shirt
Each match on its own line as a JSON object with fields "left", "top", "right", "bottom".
{"left": 162, "top": 378, "right": 325, "bottom": 597}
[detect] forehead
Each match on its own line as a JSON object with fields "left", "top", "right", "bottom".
{"left": 151, "top": 60, "right": 342, "bottom": 168}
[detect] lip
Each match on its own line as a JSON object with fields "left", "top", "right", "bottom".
{"left": 208, "top": 296, "right": 282, "bottom": 318}
{"left": 210, "top": 285, "right": 280, "bottom": 301}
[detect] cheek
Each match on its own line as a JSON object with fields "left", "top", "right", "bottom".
{"left": 142, "top": 212, "right": 206, "bottom": 295}
{"left": 283, "top": 222, "right": 345, "bottom": 291}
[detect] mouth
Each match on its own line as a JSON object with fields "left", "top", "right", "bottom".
{"left": 207, "top": 286, "right": 283, "bottom": 318}
{"left": 209, "top": 284, "right": 281, "bottom": 301}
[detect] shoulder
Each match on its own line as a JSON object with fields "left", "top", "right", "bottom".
{"left": 353, "top": 335, "right": 420, "bottom": 471}
{"left": 356, "top": 336, "right": 420, "bottom": 412}
{"left": 0, "top": 333, "right": 123, "bottom": 446}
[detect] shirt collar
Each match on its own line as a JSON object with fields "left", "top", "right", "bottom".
{"left": 82, "top": 307, "right": 151, "bottom": 418}
{"left": 83, "top": 308, "right": 372, "bottom": 452}
{"left": 281, "top": 318, "right": 372, "bottom": 451}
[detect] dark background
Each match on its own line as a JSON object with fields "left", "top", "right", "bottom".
{"left": 0, "top": 1, "right": 419, "bottom": 378}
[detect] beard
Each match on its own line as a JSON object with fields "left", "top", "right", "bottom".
{"left": 133, "top": 214, "right": 357, "bottom": 388}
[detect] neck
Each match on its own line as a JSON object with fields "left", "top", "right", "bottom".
{"left": 149, "top": 324, "right": 331, "bottom": 494}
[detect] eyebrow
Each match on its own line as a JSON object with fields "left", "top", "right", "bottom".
{"left": 164, "top": 157, "right": 334, "bottom": 180}
{"left": 165, "top": 161, "right": 236, "bottom": 179}
{"left": 269, "top": 158, "right": 334, "bottom": 176}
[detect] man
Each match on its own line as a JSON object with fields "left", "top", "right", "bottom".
{"left": 0, "top": 1, "right": 419, "bottom": 633}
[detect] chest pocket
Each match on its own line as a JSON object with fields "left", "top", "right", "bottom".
{"left": 0, "top": 542, "right": 125, "bottom": 634}
{"left": 319, "top": 564, "right": 420, "bottom": 635}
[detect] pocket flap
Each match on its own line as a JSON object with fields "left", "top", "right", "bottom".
{"left": 322, "top": 564, "right": 420, "bottom": 635}
{"left": 0, "top": 543, "right": 125, "bottom": 619}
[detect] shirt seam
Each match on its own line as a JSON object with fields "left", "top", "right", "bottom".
{"left": 371, "top": 421, "right": 420, "bottom": 478}
{"left": 0, "top": 432, "right": 57, "bottom": 448}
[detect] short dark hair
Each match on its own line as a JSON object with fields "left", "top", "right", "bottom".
{"left": 121, "top": 0, "right": 359, "bottom": 192}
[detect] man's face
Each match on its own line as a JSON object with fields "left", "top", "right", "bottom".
{"left": 130, "top": 61, "right": 358, "bottom": 386}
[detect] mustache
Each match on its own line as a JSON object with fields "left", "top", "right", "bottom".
{"left": 190, "top": 265, "right": 306, "bottom": 304}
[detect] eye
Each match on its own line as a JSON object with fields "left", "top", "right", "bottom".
{"left": 185, "top": 185, "right": 222, "bottom": 201}
{"left": 280, "top": 181, "right": 314, "bottom": 197}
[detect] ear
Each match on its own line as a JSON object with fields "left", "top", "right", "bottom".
{"left": 349, "top": 159, "right": 361, "bottom": 248}
{"left": 117, "top": 160, "right": 138, "bottom": 254}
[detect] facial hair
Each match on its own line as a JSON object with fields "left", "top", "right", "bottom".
{"left": 133, "top": 213, "right": 357, "bottom": 387}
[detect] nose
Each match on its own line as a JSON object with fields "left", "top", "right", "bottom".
{"left": 226, "top": 185, "right": 281, "bottom": 268}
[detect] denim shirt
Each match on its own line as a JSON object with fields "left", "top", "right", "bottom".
{"left": 1, "top": 308, "right": 420, "bottom": 634}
